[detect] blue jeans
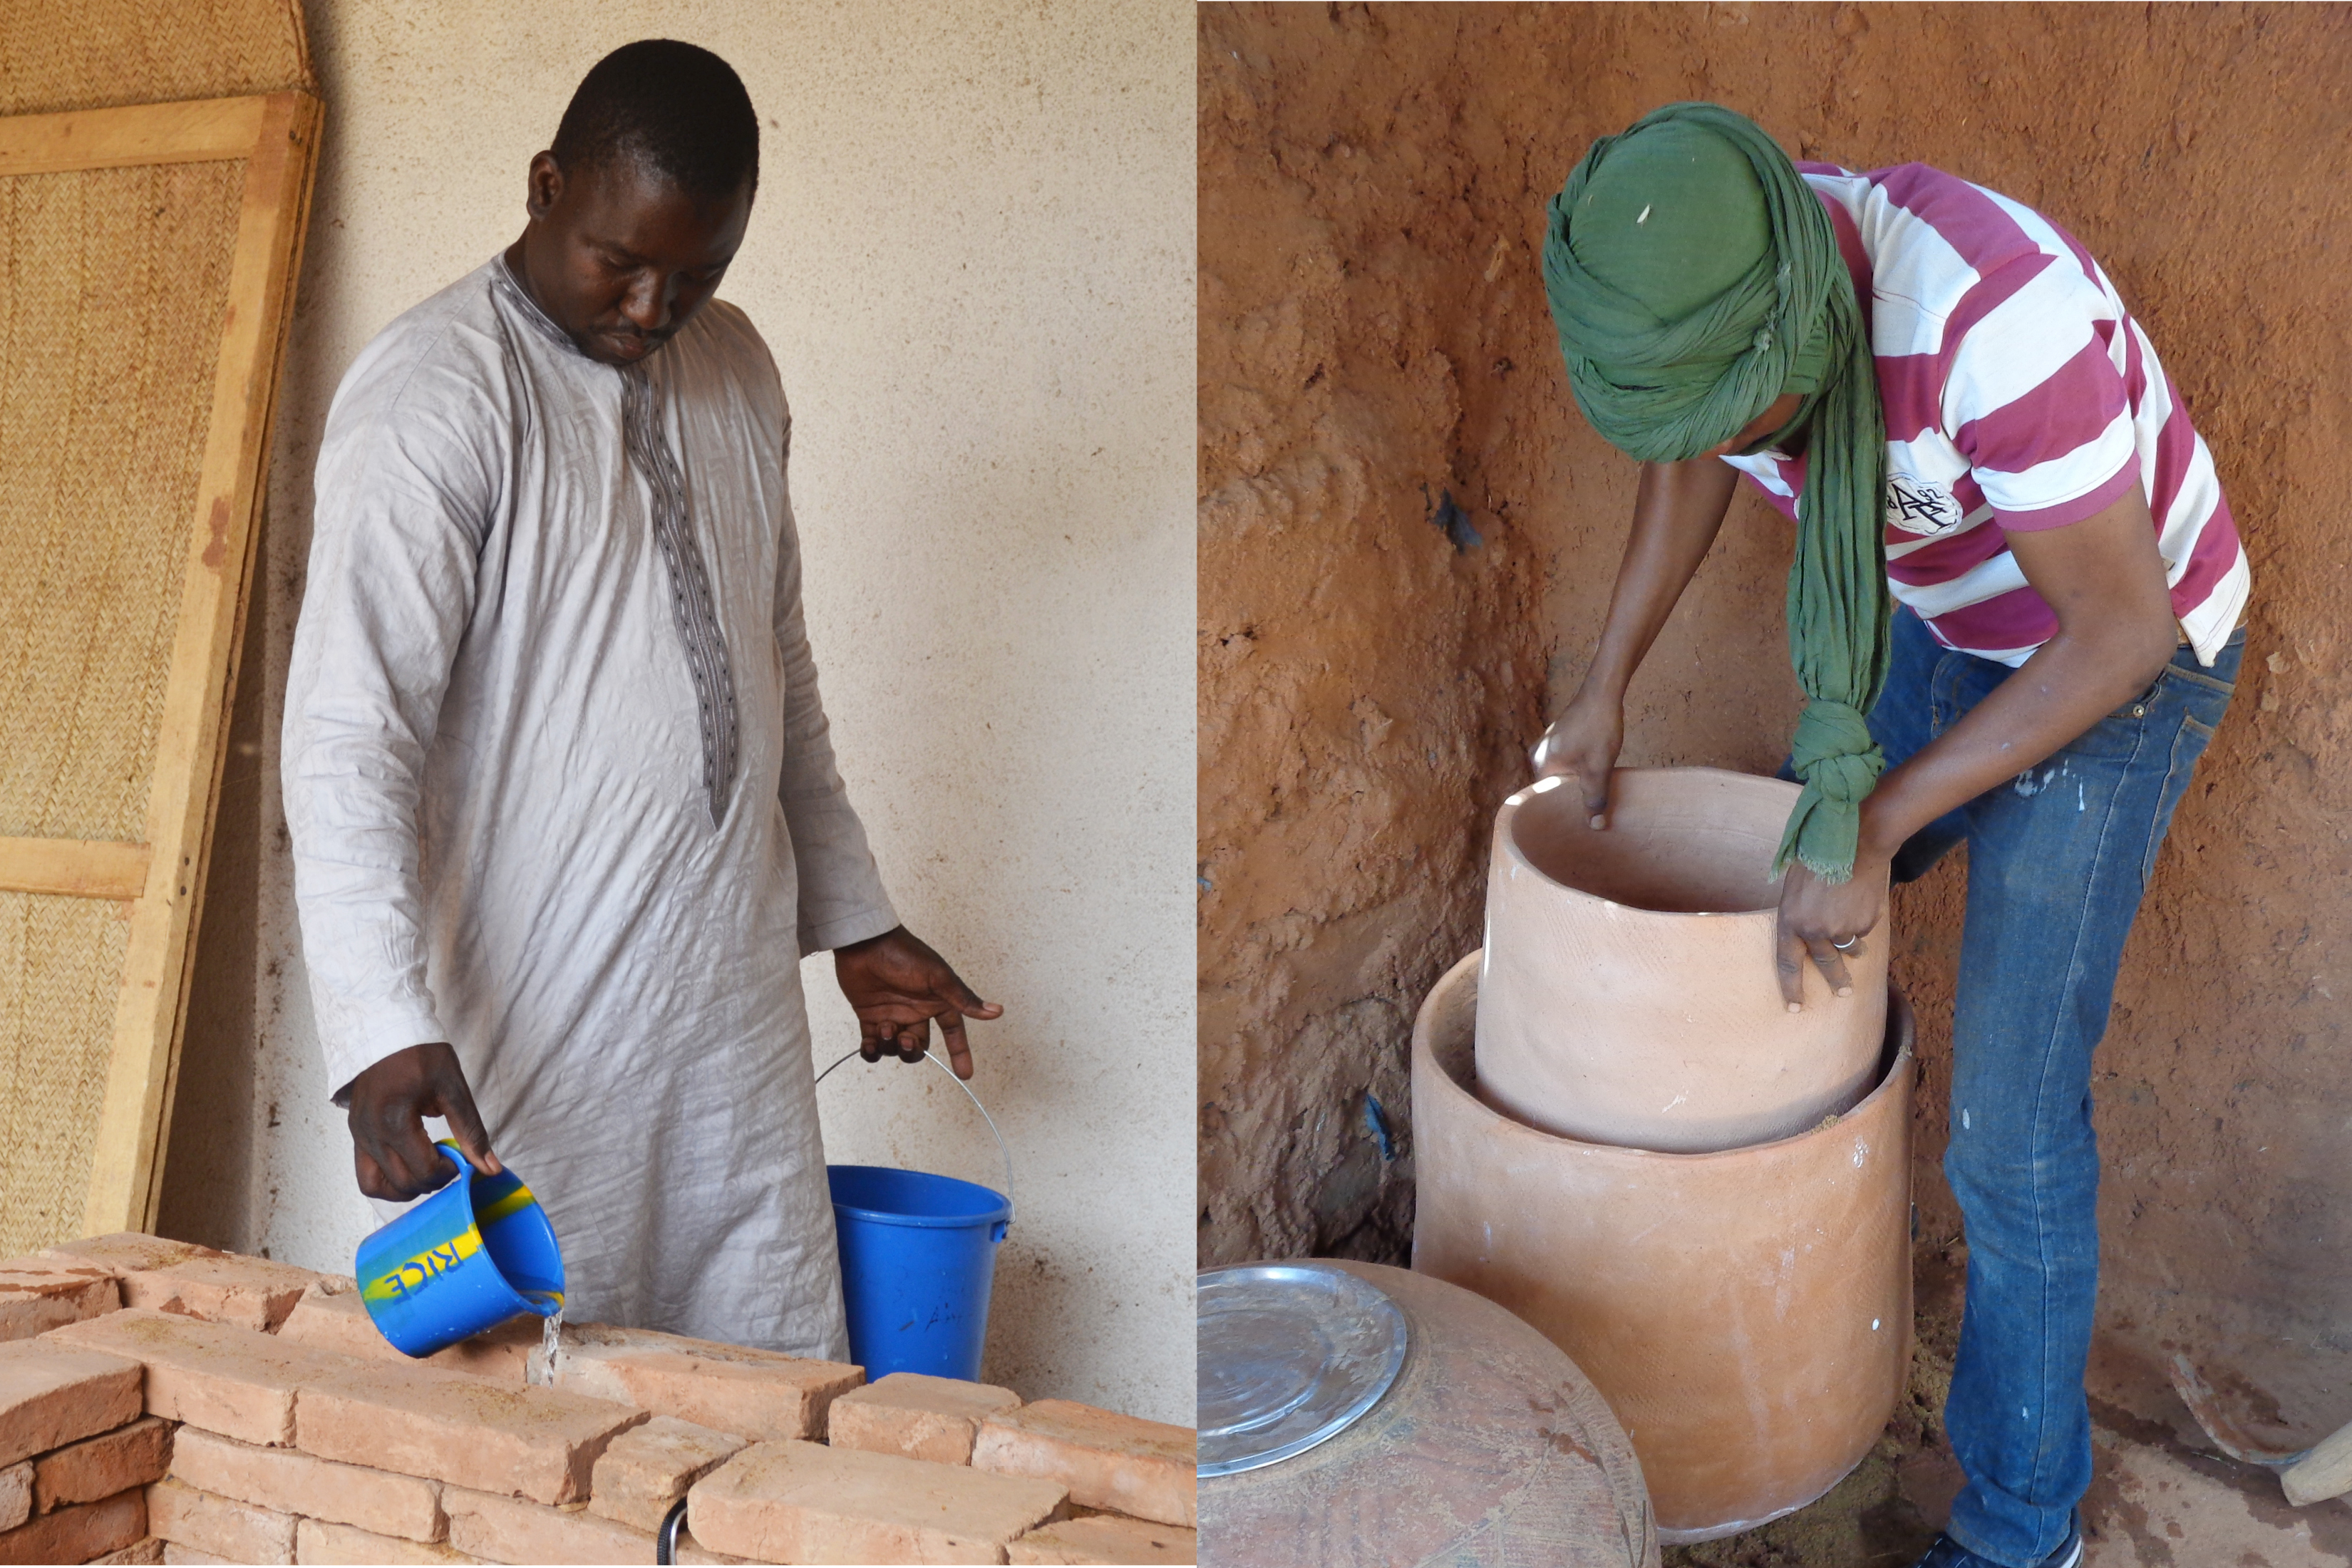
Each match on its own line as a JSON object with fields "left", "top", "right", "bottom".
{"left": 1866, "top": 608, "right": 2240, "bottom": 1566}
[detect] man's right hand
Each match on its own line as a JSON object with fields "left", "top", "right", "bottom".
{"left": 1531, "top": 693, "right": 1624, "bottom": 828}
{"left": 344, "top": 1043, "right": 502, "bottom": 1202}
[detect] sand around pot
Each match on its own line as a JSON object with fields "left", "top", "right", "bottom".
{"left": 1477, "top": 767, "right": 1888, "bottom": 1151}
{"left": 1419, "top": 950, "right": 1913, "bottom": 1542}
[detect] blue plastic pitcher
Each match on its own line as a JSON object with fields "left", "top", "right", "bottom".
{"left": 354, "top": 1141, "right": 564, "bottom": 1357}
{"left": 817, "top": 1049, "right": 1015, "bottom": 1382}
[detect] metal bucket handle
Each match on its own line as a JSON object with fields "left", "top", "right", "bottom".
{"left": 815, "top": 1046, "right": 1016, "bottom": 1229}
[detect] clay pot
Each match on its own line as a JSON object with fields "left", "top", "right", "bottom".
{"left": 1199, "top": 1259, "right": 1659, "bottom": 1568}
{"left": 1476, "top": 767, "right": 1889, "bottom": 1152}
{"left": 1416, "top": 950, "right": 1913, "bottom": 1543}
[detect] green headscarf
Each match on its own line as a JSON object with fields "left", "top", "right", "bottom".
{"left": 1543, "top": 102, "right": 1892, "bottom": 884}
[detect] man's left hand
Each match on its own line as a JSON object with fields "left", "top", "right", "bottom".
{"left": 1775, "top": 858, "right": 1889, "bottom": 1011}
{"left": 834, "top": 926, "right": 1003, "bottom": 1079}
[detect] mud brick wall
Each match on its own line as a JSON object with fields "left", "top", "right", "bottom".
{"left": 0, "top": 1237, "right": 1196, "bottom": 1565}
{"left": 1197, "top": 0, "right": 2352, "bottom": 1448}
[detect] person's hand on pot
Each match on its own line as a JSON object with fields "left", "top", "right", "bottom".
{"left": 1773, "top": 858, "right": 1888, "bottom": 1011}
{"left": 1531, "top": 691, "right": 1624, "bottom": 828}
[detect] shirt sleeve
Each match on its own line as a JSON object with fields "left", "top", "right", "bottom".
{"left": 281, "top": 371, "right": 494, "bottom": 1101}
{"left": 771, "top": 406, "right": 899, "bottom": 956}
{"left": 1944, "top": 254, "right": 2140, "bottom": 531}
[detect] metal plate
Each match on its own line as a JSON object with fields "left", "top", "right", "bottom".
{"left": 1197, "top": 1262, "right": 1409, "bottom": 1477}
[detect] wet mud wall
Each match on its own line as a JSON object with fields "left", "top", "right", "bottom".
{"left": 1198, "top": 1, "right": 2352, "bottom": 1445}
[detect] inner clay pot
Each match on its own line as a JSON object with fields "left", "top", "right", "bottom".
{"left": 1416, "top": 949, "right": 1914, "bottom": 1542}
{"left": 1475, "top": 767, "right": 1889, "bottom": 1152}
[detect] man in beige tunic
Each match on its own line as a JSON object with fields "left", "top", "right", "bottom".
{"left": 282, "top": 41, "right": 996, "bottom": 1354}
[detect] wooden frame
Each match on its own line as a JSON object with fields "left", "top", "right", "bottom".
{"left": 0, "top": 91, "right": 321, "bottom": 1235}
{"left": 0, "top": 96, "right": 272, "bottom": 177}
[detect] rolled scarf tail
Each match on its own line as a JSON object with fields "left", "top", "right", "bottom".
{"left": 1776, "top": 701, "right": 1884, "bottom": 883}
{"left": 1773, "top": 309, "right": 1893, "bottom": 884}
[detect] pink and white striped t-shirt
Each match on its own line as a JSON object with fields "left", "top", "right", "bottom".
{"left": 1721, "top": 163, "right": 2248, "bottom": 668}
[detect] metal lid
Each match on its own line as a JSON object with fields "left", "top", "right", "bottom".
{"left": 1197, "top": 1262, "right": 1410, "bottom": 1477}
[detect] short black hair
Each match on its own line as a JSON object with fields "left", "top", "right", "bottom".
{"left": 550, "top": 40, "right": 758, "bottom": 197}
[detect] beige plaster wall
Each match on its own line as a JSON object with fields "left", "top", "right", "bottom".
{"left": 160, "top": 0, "right": 1195, "bottom": 1424}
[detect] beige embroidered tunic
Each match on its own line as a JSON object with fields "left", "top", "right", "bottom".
{"left": 283, "top": 257, "right": 897, "bottom": 1356}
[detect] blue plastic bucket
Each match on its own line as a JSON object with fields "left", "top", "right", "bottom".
{"left": 817, "top": 1050, "right": 1015, "bottom": 1383}
{"left": 353, "top": 1142, "right": 564, "bottom": 1358}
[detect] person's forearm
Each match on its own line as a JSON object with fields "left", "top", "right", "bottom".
{"left": 1857, "top": 621, "right": 2175, "bottom": 865}
{"left": 1574, "top": 457, "right": 1742, "bottom": 703}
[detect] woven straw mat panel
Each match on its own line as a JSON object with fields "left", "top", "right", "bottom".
{"left": 0, "top": 159, "right": 244, "bottom": 1244}
{"left": 0, "top": 894, "right": 134, "bottom": 1254}
{"left": 0, "top": 160, "right": 244, "bottom": 842}
{"left": 0, "top": 0, "right": 310, "bottom": 117}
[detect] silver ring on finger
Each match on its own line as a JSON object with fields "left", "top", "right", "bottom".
{"left": 1831, "top": 937, "right": 1857, "bottom": 951}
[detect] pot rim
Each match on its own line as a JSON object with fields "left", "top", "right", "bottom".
{"left": 1420, "top": 947, "right": 1916, "bottom": 1165}
{"left": 1497, "top": 765, "right": 1815, "bottom": 923}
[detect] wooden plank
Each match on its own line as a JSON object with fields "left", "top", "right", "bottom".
{"left": 142, "top": 446, "right": 277, "bottom": 1234}
{"left": 0, "top": 96, "right": 269, "bottom": 177}
{"left": 137, "top": 87, "right": 326, "bottom": 1236}
{"left": 0, "top": 839, "right": 150, "bottom": 900}
{"left": 81, "top": 90, "right": 322, "bottom": 1237}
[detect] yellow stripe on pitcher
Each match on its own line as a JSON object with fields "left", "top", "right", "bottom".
{"left": 361, "top": 1224, "right": 486, "bottom": 1306}
{"left": 474, "top": 1180, "right": 542, "bottom": 1227}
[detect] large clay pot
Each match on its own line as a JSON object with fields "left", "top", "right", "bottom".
{"left": 1476, "top": 767, "right": 1889, "bottom": 1152}
{"left": 1417, "top": 950, "right": 1913, "bottom": 1542}
{"left": 1198, "top": 1260, "right": 1659, "bottom": 1568}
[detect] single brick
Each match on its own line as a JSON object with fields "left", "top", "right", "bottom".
{"left": 973, "top": 1401, "right": 1196, "bottom": 1527}
{"left": 41, "top": 1237, "right": 219, "bottom": 1277}
{"left": 443, "top": 1488, "right": 654, "bottom": 1564}
{"left": 170, "top": 1427, "right": 443, "bottom": 1542}
{"left": 0, "top": 1487, "right": 145, "bottom": 1565}
{"left": 0, "top": 1339, "right": 144, "bottom": 1467}
{"left": 0, "top": 1259, "right": 119, "bottom": 1343}
{"left": 292, "top": 1279, "right": 538, "bottom": 1382}
{"left": 278, "top": 1288, "right": 543, "bottom": 1385}
{"left": 295, "top": 1358, "right": 644, "bottom": 1505}
{"left": 830, "top": 1371, "right": 1023, "bottom": 1465}
{"left": 0, "top": 1462, "right": 25, "bottom": 1530}
{"left": 274, "top": 1286, "right": 407, "bottom": 1366}
{"left": 585, "top": 1415, "right": 745, "bottom": 1532}
{"left": 434, "top": 1316, "right": 544, "bottom": 1384}
{"left": 162, "top": 1547, "right": 235, "bottom": 1565}
{"left": 1009, "top": 1515, "right": 1200, "bottom": 1564}
{"left": 555, "top": 1323, "right": 862, "bottom": 1440}
{"left": 673, "top": 1527, "right": 751, "bottom": 1565}
{"left": 33, "top": 1415, "right": 172, "bottom": 1512}
{"left": 90, "top": 1536, "right": 165, "bottom": 1564}
{"left": 120, "top": 1255, "right": 321, "bottom": 1335}
{"left": 688, "top": 1439, "right": 1067, "bottom": 1564}
{"left": 44, "top": 1309, "right": 357, "bottom": 1447}
{"left": 295, "top": 1518, "right": 480, "bottom": 1564}
{"left": 145, "top": 1477, "right": 294, "bottom": 1564}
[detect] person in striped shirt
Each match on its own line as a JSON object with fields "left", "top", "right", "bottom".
{"left": 1534, "top": 105, "right": 2244, "bottom": 1568}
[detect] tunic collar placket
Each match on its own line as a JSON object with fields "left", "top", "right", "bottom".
{"left": 494, "top": 258, "right": 741, "bottom": 827}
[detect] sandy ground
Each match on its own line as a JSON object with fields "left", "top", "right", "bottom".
{"left": 1666, "top": 1402, "right": 2352, "bottom": 1568}
{"left": 1666, "top": 1413, "right": 2352, "bottom": 1567}
{"left": 1665, "top": 1251, "right": 2352, "bottom": 1568}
